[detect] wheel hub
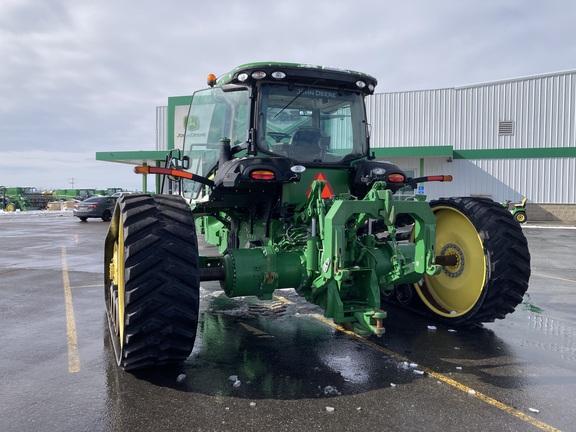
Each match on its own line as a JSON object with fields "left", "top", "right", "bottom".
{"left": 439, "top": 243, "right": 465, "bottom": 278}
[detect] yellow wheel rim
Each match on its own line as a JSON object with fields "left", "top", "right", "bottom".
{"left": 516, "top": 213, "right": 526, "bottom": 223}
{"left": 110, "top": 216, "right": 126, "bottom": 348}
{"left": 414, "top": 205, "right": 486, "bottom": 317}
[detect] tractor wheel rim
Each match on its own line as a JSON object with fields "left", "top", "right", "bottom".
{"left": 110, "top": 217, "right": 126, "bottom": 349}
{"left": 414, "top": 205, "right": 486, "bottom": 317}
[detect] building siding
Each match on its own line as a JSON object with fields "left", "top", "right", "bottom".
{"left": 156, "top": 105, "right": 168, "bottom": 151}
{"left": 382, "top": 157, "right": 576, "bottom": 204}
{"left": 367, "top": 70, "right": 576, "bottom": 205}
{"left": 366, "top": 89, "right": 453, "bottom": 149}
{"left": 454, "top": 72, "right": 576, "bottom": 151}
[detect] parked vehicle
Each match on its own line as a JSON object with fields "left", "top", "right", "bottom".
{"left": 104, "top": 62, "right": 531, "bottom": 370}
{"left": 73, "top": 196, "right": 117, "bottom": 222}
{"left": 502, "top": 197, "right": 527, "bottom": 223}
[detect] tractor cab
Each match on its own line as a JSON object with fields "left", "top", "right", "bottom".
{"left": 180, "top": 62, "right": 381, "bottom": 205}
{"left": 256, "top": 82, "right": 368, "bottom": 164}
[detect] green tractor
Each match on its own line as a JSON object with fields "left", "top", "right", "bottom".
{"left": 3, "top": 187, "right": 55, "bottom": 210}
{"left": 1, "top": 186, "right": 31, "bottom": 211}
{"left": 104, "top": 62, "right": 530, "bottom": 370}
{"left": 54, "top": 188, "right": 97, "bottom": 201}
{"left": 0, "top": 186, "right": 14, "bottom": 211}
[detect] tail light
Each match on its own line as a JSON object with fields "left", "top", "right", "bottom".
{"left": 250, "top": 170, "right": 276, "bottom": 180}
{"left": 387, "top": 173, "right": 406, "bottom": 183}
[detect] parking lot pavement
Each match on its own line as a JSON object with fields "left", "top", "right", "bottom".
{"left": 0, "top": 212, "right": 575, "bottom": 431}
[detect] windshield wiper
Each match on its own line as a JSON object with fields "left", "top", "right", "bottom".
{"left": 274, "top": 81, "right": 318, "bottom": 118}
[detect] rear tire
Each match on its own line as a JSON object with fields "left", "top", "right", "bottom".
{"left": 514, "top": 211, "right": 527, "bottom": 224}
{"left": 104, "top": 194, "right": 200, "bottom": 370}
{"left": 101, "top": 210, "right": 112, "bottom": 222}
{"left": 415, "top": 197, "right": 530, "bottom": 326}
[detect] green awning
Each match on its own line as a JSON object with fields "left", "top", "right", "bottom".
{"left": 372, "top": 145, "right": 453, "bottom": 159}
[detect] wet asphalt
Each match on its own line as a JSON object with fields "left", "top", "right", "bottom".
{"left": 0, "top": 211, "right": 575, "bottom": 432}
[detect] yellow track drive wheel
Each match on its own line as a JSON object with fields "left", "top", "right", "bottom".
{"left": 415, "top": 197, "right": 530, "bottom": 326}
{"left": 104, "top": 194, "right": 200, "bottom": 371}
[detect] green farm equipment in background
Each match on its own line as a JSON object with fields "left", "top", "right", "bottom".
{"left": 54, "top": 188, "right": 127, "bottom": 201}
{"left": 95, "top": 188, "right": 126, "bottom": 196}
{"left": 0, "top": 186, "right": 15, "bottom": 211}
{"left": 54, "top": 188, "right": 98, "bottom": 201}
{"left": 501, "top": 197, "right": 528, "bottom": 224}
{"left": 1, "top": 187, "right": 55, "bottom": 210}
{"left": 1, "top": 186, "right": 129, "bottom": 211}
{"left": 104, "top": 62, "right": 531, "bottom": 371}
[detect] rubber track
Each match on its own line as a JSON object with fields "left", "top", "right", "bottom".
{"left": 115, "top": 194, "right": 200, "bottom": 370}
{"left": 389, "top": 197, "right": 531, "bottom": 326}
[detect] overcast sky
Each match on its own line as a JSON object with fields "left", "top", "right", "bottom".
{"left": 1, "top": 0, "right": 575, "bottom": 191}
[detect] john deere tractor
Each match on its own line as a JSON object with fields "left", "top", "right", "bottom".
{"left": 105, "top": 62, "right": 530, "bottom": 370}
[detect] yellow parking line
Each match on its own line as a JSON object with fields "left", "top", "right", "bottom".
{"left": 532, "top": 273, "right": 576, "bottom": 284}
{"left": 61, "top": 247, "right": 80, "bottom": 373}
{"left": 274, "top": 295, "right": 561, "bottom": 432}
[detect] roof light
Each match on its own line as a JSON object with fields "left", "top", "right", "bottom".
{"left": 368, "top": 84, "right": 375, "bottom": 92}
{"left": 387, "top": 173, "right": 406, "bottom": 183}
{"left": 291, "top": 165, "right": 306, "bottom": 173}
{"left": 271, "top": 71, "right": 286, "bottom": 79}
{"left": 250, "top": 170, "right": 275, "bottom": 180}
{"left": 251, "top": 71, "right": 267, "bottom": 80}
{"left": 237, "top": 72, "right": 249, "bottom": 82}
{"left": 207, "top": 73, "right": 217, "bottom": 87}
{"left": 356, "top": 80, "right": 366, "bottom": 89}
{"left": 372, "top": 167, "right": 386, "bottom": 176}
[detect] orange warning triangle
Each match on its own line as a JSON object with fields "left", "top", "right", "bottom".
{"left": 306, "top": 172, "right": 335, "bottom": 199}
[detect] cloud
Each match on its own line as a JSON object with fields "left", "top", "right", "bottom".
{"left": 0, "top": 150, "right": 142, "bottom": 191}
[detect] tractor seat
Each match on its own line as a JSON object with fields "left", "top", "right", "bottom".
{"left": 289, "top": 127, "right": 323, "bottom": 158}
{"left": 515, "top": 197, "right": 527, "bottom": 208}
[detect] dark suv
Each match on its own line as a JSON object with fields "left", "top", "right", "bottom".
{"left": 73, "top": 196, "right": 117, "bottom": 222}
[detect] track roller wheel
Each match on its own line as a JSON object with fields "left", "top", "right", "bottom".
{"left": 415, "top": 197, "right": 530, "bottom": 326}
{"left": 104, "top": 194, "right": 200, "bottom": 370}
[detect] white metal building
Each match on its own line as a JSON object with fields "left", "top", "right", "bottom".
{"left": 365, "top": 69, "right": 576, "bottom": 220}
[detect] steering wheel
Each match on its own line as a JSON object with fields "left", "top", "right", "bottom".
{"left": 267, "top": 132, "right": 291, "bottom": 143}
